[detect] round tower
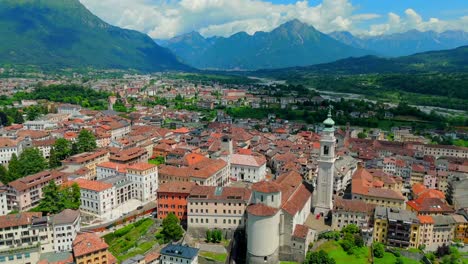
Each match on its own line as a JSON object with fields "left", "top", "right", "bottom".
{"left": 246, "top": 181, "right": 282, "bottom": 264}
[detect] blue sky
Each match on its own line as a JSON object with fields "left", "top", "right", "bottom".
{"left": 80, "top": 0, "right": 468, "bottom": 39}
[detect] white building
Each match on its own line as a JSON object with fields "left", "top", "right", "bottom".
{"left": 246, "top": 170, "right": 313, "bottom": 264}
{"left": 73, "top": 178, "right": 115, "bottom": 217}
{"left": 0, "top": 137, "right": 24, "bottom": 165}
{"left": 52, "top": 209, "right": 81, "bottom": 252}
{"left": 0, "top": 212, "right": 54, "bottom": 264}
{"left": 0, "top": 189, "right": 9, "bottom": 216}
{"left": 230, "top": 154, "right": 267, "bottom": 182}
{"left": 23, "top": 120, "right": 57, "bottom": 130}
{"left": 126, "top": 163, "right": 158, "bottom": 203}
{"left": 160, "top": 244, "right": 199, "bottom": 264}
{"left": 313, "top": 110, "right": 336, "bottom": 216}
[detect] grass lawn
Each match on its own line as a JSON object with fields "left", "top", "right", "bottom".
{"left": 374, "top": 252, "right": 421, "bottom": 264}
{"left": 280, "top": 262, "right": 299, "bottom": 264}
{"left": 103, "top": 218, "right": 158, "bottom": 262}
{"left": 316, "top": 240, "right": 370, "bottom": 264}
{"left": 199, "top": 251, "right": 228, "bottom": 262}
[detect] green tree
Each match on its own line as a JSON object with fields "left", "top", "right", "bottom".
{"left": 206, "top": 230, "right": 212, "bottom": 243}
{"left": 161, "top": 212, "right": 184, "bottom": 242}
{"left": 36, "top": 181, "right": 63, "bottom": 214}
{"left": 304, "top": 250, "right": 336, "bottom": 264}
{"left": 49, "top": 139, "right": 72, "bottom": 168}
{"left": 357, "top": 132, "right": 367, "bottom": 139}
{"left": 6, "top": 153, "right": 20, "bottom": 183}
{"left": 395, "top": 257, "right": 404, "bottom": 264}
{"left": 17, "top": 148, "right": 48, "bottom": 177}
{"left": 76, "top": 129, "right": 97, "bottom": 153}
{"left": 0, "top": 165, "right": 8, "bottom": 184}
{"left": 35, "top": 182, "right": 81, "bottom": 214}
{"left": 342, "top": 224, "right": 360, "bottom": 234}
{"left": 354, "top": 234, "right": 364, "bottom": 248}
{"left": 373, "top": 242, "right": 385, "bottom": 258}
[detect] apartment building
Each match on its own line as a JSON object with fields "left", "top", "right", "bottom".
{"left": 0, "top": 210, "right": 80, "bottom": 263}
{"left": 6, "top": 170, "right": 68, "bottom": 211}
{"left": 157, "top": 182, "right": 196, "bottom": 221}
{"left": 423, "top": 145, "right": 468, "bottom": 159}
{"left": 63, "top": 149, "right": 110, "bottom": 179}
{"left": 331, "top": 197, "right": 375, "bottom": 230}
{"left": 73, "top": 178, "right": 115, "bottom": 217}
{"left": 72, "top": 232, "right": 116, "bottom": 264}
{"left": 230, "top": 153, "right": 267, "bottom": 182}
{"left": 126, "top": 163, "right": 158, "bottom": 203}
{"left": 52, "top": 209, "right": 81, "bottom": 252}
{"left": 351, "top": 167, "right": 406, "bottom": 209}
{"left": 0, "top": 189, "right": 9, "bottom": 216}
{"left": 373, "top": 207, "right": 420, "bottom": 248}
{"left": 187, "top": 185, "right": 252, "bottom": 237}
{"left": 159, "top": 158, "right": 229, "bottom": 186}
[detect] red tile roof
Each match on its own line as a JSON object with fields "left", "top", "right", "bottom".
{"left": 418, "top": 215, "right": 434, "bottom": 224}
{"left": 189, "top": 185, "right": 251, "bottom": 202}
{"left": 407, "top": 197, "right": 454, "bottom": 214}
{"left": 8, "top": 170, "right": 68, "bottom": 192}
{"left": 158, "top": 182, "right": 195, "bottom": 194}
{"left": 252, "top": 181, "right": 281, "bottom": 193}
{"left": 73, "top": 178, "right": 113, "bottom": 192}
{"left": 127, "top": 163, "right": 156, "bottom": 171}
{"left": 247, "top": 203, "right": 279, "bottom": 216}
{"left": 0, "top": 212, "right": 42, "bottom": 229}
{"left": 282, "top": 184, "right": 312, "bottom": 216}
{"left": 73, "top": 232, "right": 109, "bottom": 257}
{"left": 293, "top": 224, "right": 310, "bottom": 239}
{"left": 352, "top": 167, "right": 404, "bottom": 200}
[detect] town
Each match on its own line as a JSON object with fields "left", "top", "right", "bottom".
{"left": 0, "top": 71, "right": 466, "bottom": 264}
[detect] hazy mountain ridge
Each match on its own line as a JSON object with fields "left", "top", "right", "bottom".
{"left": 329, "top": 30, "right": 468, "bottom": 57}
{"left": 160, "top": 20, "right": 372, "bottom": 70}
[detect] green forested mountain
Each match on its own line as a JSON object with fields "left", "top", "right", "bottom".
{"left": 0, "top": 0, "right": 189, "bottom": 71}
{"left": 161, "top": 20, "right": 372, "bottom": 70}
{"left": 254, "top": 46, "right": 468, "bottom": 110}
{"left": 258, "top": 45, "right": 468, "bottom": 75}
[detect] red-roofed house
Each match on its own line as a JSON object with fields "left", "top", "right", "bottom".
{"left": 73, "top": 232, "right": 116, "bottom": 264}
{"left": 72, "top": 178, "right": 115, "bottom": 217}
{"left": 230, "top": 153, "right": 267, "bottom": 182}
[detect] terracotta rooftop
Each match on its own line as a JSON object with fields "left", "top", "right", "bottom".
{"left": 97, "top": 162, "right": 128, "bottom": 173}
{"left": 247, "top": 203, "right": 279, "bottom": 217}
{"left": 406, "top": 197, "right": 454, "bottom": 214}
{"left": 73, "top": 232, "right": 109, "bottom": 257}
{"left": 352, "top": 167, "right": 404, "bottom": 200}
{"left": 252, "top": 181, "right": 281, "bottom": 193}
{"left": 127, "top": 163, "right": 156, "bottom": 171}
{"left": 53, "top": 209, "right": 80, "bottom": 225}
{"left": 0, "top": 212, "right": 42, "bottom": 229}
{"left": 231, "top": 153, "right": 266, "bottom": 167}
{"left": 73, "top": 178, "right": 113, "bottom": 192}
{"left": 292, "top": 224, "right": 310, "bottom": 239}
{"left": 8, "top": 170, "right": 68, "bottom": 192}
{"left": 189, "top": 185, "right": 251, "bottom": 202}
{"left": 334, "top": 197, "right": 376, "bottom": 214}
{"left": 158, "top": 182, "right": 195, "bottom": 194}
{"left": 417, "top": 215, "right": 434, "bottom": 224}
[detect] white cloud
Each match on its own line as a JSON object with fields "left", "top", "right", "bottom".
{"left": 366, "top": 8, "right": 468, "bottom": 36}
{"left": 79, "top": 0, "right": 468, "bottom": 39}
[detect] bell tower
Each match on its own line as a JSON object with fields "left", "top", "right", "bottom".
{"left": 313, "top": 107, "right": 336, "bottom": 216}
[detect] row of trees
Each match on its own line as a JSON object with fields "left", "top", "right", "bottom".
{"left": 0, "top": 129, "right": 97, "bottom": 184}
{"left": 205, "top": 229, "right": 223, "bottom": 243}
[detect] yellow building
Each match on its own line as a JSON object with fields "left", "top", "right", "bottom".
{"left": 452, "top": 214, "right": 468, "bottom": 244}
{"left": 73, "top": 232, "right": 116, "bottom": 264}
{"left": 373, "top": 207, "right": 420, "bottom": 248}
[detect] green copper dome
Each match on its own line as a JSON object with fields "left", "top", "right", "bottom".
{"left": 323, "top": 106, "right": 335, "bottom": 130}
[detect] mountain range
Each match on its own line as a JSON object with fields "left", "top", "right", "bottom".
{"left": 160, "top": 20, "right": 371, "bottom": 70}
{"left": 255, "top": 45, "right": 468, "bottom": 75}
{"left": 0, "top": 0, "right": 189, "bottom": 71}
{"left": 329, "top": 30, "right": 468, "bottom": 57}
{"left": 160, "top": 20, "right": 468, "bottom": 70}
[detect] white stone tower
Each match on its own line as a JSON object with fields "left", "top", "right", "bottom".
{"left": 313, "top": 107, "right": 337, "bottom": 216}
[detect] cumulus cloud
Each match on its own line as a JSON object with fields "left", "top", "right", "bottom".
{"left": 79, "top": 0, "right": 468, "bottom": 39}
{"left": 366, "top": 8, "right": 468, "bottom": 36}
